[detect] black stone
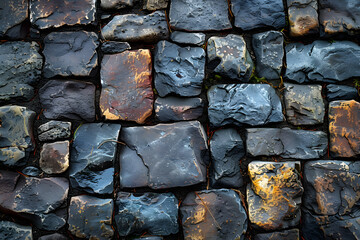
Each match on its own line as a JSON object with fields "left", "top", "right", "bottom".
{"left": 38, "top": 121, "right": 72, "bottom": 142}
{"left": 101, "top": 0, "right": 134, "bottom": 9}
{"left": 0, "top": 221, "right": 32, "bottom": 240}
{"left": 22, "top": 166, "right": 42, "bottom": 177}
{"left": 326, "top": 84, "right": 358, "bottom": 101}
{"left": 0, "top": 0, "right": 28, "bottom": 39}
{"left": 101, "top": 41, "right": 131, "bottom": 54}
{"left": 134, "top": 237, "right": 163, "bottom": 240}
{"left": 38, "top": 233, "right": 68, "bottom": 240}
{"left": 170, "top": 31, "right": 206, "bottom": 46}
{"left": 254, "top": 229, "right": 299, "bottom": 240}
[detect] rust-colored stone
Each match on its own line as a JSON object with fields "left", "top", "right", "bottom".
{"left": 100, "top": 50, "right": 153, "bottom": 124}
{"left": 287, "top": 0, "right": 319, "bottom": 37}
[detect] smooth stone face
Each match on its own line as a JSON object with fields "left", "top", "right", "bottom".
{"left": 70, "top": 123, "right": 121, "bottom": 194}
{"left": 170, "top": 32, "right": 205, "bottom": 46}
{"left": 0, "top": 42, "right": 42, "bottom": 101}
{"left": 329, "top": 100, "right": 360, "bottom": 157}
{"left": 247, "top": 161, "right": 303, "bottom": 230}
{"left": 207, "top": 84, "right": 283, "bottom": 127}
{"left": 285, "top": 41, "right": 360, "bottom": 83}
{"left": 68, "top": 195, "right": 113, "bottom": 239}
{"left": 102, "top": 11, "right": 169, "bottom": 42}
{"left": 155, "top": 97, "right": 204, "bottom": 122}
{"left": 181, "top": 189, "right": 247, "bottom": 240}
{"left": 101, "top": 41, "right": 131, "bottom": 54}
{"left": 287, "top": 0, "right": 319, "bottom": 37}
{"left": 326, "top": 84, "right": 358, "bottom": 101}
{"left": 144, "top": 0, "right": 168, "bottom": 10}
{"left": 40, "top": 141, "right": 69, "bottom": 174}
{"left": 115, "top": 192, "right": 178, "bottom": 236}
{"left": 101, "top": 0, "right": 134, "bottom": 9}
{"left": 169, "top": 0, "right": 231, "bottom": 31}
{"left": 119, "top": 121, "right": 208, "bottom": 189}
{"left": 246, "top": 128, "right": 328, "bottom": 159}
{"left": 100, "top": 50, "right": 153, "bottom": 123}
{"left": 43, "top": 31, "right": 98, "bottom": 78}
{"left": 0, "top": 0, "right": 28, "bottom": 39}
{"left": 38, "top": 121, "right": 71, "bottom": 142}
{"left": 254, "top": 229, "right": 300, "bottom": 240}
{"left": 0, "top": 221, "right": 32, "bottom": 240}
{"left": 207, "top": 34, "right": 254, "bottom": 81}
{"left": 30, "top": 0, "right": 96, "bottom": 29}
{"left": 154, "top": 41, "right": 205, "bottom": 97}
{"left": 38, "top": 233, "right": 68, "bottom": 240}
{"left": 22, "top": 166, "right": 42, "bottom": 177}
{"left": 252, "top": 31, "right": 284, "bottom": 80}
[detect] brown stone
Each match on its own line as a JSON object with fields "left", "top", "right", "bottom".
{"left": 40, "top": 141, "right": 69, "bottom": 174}
{"left": 100, "top": 50, "right": 153, "bottom": 124}
{"left": 287, "top": 0, "right": 319, "bottom": 37}
{"left": 143, "top": 0, "right": 168, "bottom": 10}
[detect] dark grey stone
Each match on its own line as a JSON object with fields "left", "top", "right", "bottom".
{"left": 207, "top": 84, "right": 283, "bottom": 127}
{"left": 32, "top": 211, "right": 67, "bottom": 231}
{"left": 134, "top": 237, "right": 163, "bottom": 240}
{"left": 115, "top": 192, "right": 178, "bottom": 236}
{"left": 154, "top": 40, "right": 205, "bottom": 97}
{"left": 170, "top": 31, "right": 206, "bottom": 46}
{"left": 101, "top": 0, "right": 134, "bottom": 9}
{"left": 22, "top": 166, "right": 42, "bottom": 177}
{"left": 0, "top": 0, "right": 28, "bottom": 39}
{"left": 38, "top": 233, "right": 68, "bottom": 240}
{"left": 0, "top": 221, "right": 32, "bottom": 240}
{"left": 254, "top": 229, "right": 299, "bottom": 240}
{"left": 287, "top": 0, "right": 319, "bottom": 37}
{"left": 326, "top": 84, "right": 358, "bottom": 101}
{"left": 38, "top": 121, "right": 72, "bottom": 142}
{"left": 101, "top": 41, "right": 131, "bottom": 54}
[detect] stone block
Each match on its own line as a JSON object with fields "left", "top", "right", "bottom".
{"left": 40, "top": 141, "right": 69, "bottom": 174}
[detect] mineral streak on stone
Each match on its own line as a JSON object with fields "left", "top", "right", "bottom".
{"left": 119, "top": 121, "right": 208, "bottom": 189}
{"left": 40, "top": 141, "right": 69, "bottom": 174}
{"left": 326, "top": 84, "right": 359, "bottom": 101}
{"left": 70, "top": 123, "right": 121, "bottom": 195}
{"left": 144, "top": 0, "right": 168, "bottom": 10}
{"left": 285, "top": 41, "right": 360, "bottom": 83}
{"left": 254, "top": 229, "right": 300, "bottom": 240}
{"left": 246, "top": 128, "right": 328, "bottom": 159}
{"left": 115, "top": 192, "right": 179, "bottom": 236}
{"left": 0, "top": 42, "right": 42, "bottom": 101}
{"left": 247, "top": 161, "right": 303, "bottom": 230}
{"left": 0, "top": 221, "right": 32, "bottom": 240}
{"left": 207, "top": 34, "right": 254, "bottom": 81}
{"left": 207, "top": 84, "right": 283, "bottom": 127}
{"left": 101, "top": 41, "right": 131, "bottom": 54}
{"left": 100, "top": 50, "right": 153, "bottom": 124}
{"left": 43, "top": 31, "right": 98, "bottom": 78}
{"left": 101, "top": 11, "right": 169, "bottom": 42}
{"left": 170, "top": 32, "right": 206, "bottom": 46}
{"left": 101, "top": 0, "right": 134, "bottom": 9}
{"left": 287, "top": 0, "right": 319, "bottom": 37}
{"left": 181, "top": 189, "right": 247, "bottom": 240}
{"left": 329, "top": 100, "right": 360, "bottom": 157}
{"left": 0, "top": 0, "right": 28, "bottom": 39}
{"left": 39, "top": 80, "right": 96, "bottom": 122}
{"left": 169, "top": 0, "right": 231, "bottom": 32}
{"left": 38, "top": 233, "right": 68, "bottom": 240}
{"left": 38, "top": 121, "right": 71, "bottom": 142}
{"left": 68, "top": 195, "right": 114, "bottom": 239}
{"left": 30, "top": 0, "right": 96, "bottom": 29}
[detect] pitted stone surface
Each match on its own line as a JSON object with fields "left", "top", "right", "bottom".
{"left": 144, "top": 0, "right": 168, "bottom": 10}
{"left": 38, "top": 121, "right": 71, "bottom": 142}
{"left": 207, "top": 34, "right": 254, "bottom": 81}
{"left": 254, "top": 229, "right": 300, "bottom": 240}
{"left": 326, "top": 84, "right": 358, "bottom": 101}
{"left": 115, "top": 192, "right": 178, "bottom": 236}
{"left": 0, "top": 221, "right": 32, "bottom": 240}
{"left": 101, "top": 41, "right": 131, "bottom": 54}
{"left": 154, "top": 40, "right": 205, "bottom": 97}
{"left": 207, "top": 84, "right": 283, "bottom": 127}
{"left": 0, "top": 0, "right": 28, "bottom": 39}
{"left": 101, "top": 0, "right": 134, "bottom": 9}
{"left": 38, "top": 233, "right": 68, "bottom": 240}
{"left": 287, "top": 0, "right": 319, "bottom": 37}
{"left": 181, "top": 189, "right": 247, "bottom": 240}
{"left": 40, "top": 141, "right": 69, "bottom": 174}
{"left": 170, "top": 32, "right": 206, "bottom": 46}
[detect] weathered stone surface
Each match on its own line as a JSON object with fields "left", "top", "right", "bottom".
{"left": 252, "top": 31, "right": 284, "bottom": 80}
{"left": 70, "top": 123, "right": 121, "bottom": 195}
{"left": 43, "top": 31, "right": 98, "bottom": 78}
{"left": 0, "top": 0, "right": 28, "bottom": 39}
{"left": 154, "top": 40, "right": 205, "bottom": 97}
{"left": 144, "top": 0, "right": 168, "bottom": 10}
{"left": 247, "top": 161, "right": 303, "bottom": 230}
{"left": 0, "top": 42, "right": 42, "bottom": 101}
{"left": 115, "top": 192, "right": 178, "bottom": 236}
{"left": 68, "top": 195, "right": 113, "bottom": 239}
{"left": 38, "top": 121, "right": 71, "bottom": 142}
{"left": 30, "top": 0, "right": 96, "bottom": 29}
{"left": 169, "top": 0, "right": 231, "bottom": 31}
{"left": 0, "top": 221, "right": 32, "bottom": 240}
{"left": 119, "top": 121, "right": 208, "bottom": 189}
{"left": 22, "top": 166, "right": 42, "bottom": 177}
{"left": 155, "top": 97, "right": 203, "bottom": 122}
{"left": 101, "top": 41, "right": 131, "bottom": 54}
{"left": 284, "top": 83, "right": 325, "bottom": 125}
{"left": 207, "top": 84, "right": 283, "bottom": 127}
{"left": 326, "top": 84, "right": 358, "bottom": 101}
{"left": 210, "top": 128, "right": 244, "bottom": 188}
{"left": 231, "top": 0, "right": 285, "bottom": 30}
{"left": 246, "top": 128, "right": 328, "bottom": 159}
{"left": 285, "top": 41, "right": 360, "bottom": 83}
{"left": 287, "top": 0, "right": 319, "bottom": 37}
{"left": 207, "top": 34, "right": 254, "bottom": 81}
{"left": 101, "top": 0, "right": 134, "bottom": 9}
{"left": 0, "top": 106, "right": 35, "bottom": 167}
{"left": 102, "top": 11, "right": 169, "bottom": 42}
{"left": 40, "top": 141, "right": 69, "bottom": 174}
{"left": 170, "top": 32, "right": 205, "bottom": 46}
{"left": 38, "top": 233, "right": 68, "bottom": 240}
{"left": 181, "top": 189, "right": 247, "bottom": 240}
{"left": 329, "top": 100, "right": 360, "bottom": 157}
{"left": 39, "top": 80, "right": 96, "bottom": 122}
{"left": 254, "top": 229, "right": 299, "bottom": 240}
{"left": 100, "top": 50, "right": 153, "bottom": 123}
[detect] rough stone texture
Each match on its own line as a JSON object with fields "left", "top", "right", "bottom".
{"left": 0, "top": 221, "right": 32, "bottom": 240}
{"left": 252, "top": 31, "right": 284, "bottom": 80}
{"left": 0, "top": 106, "right": 35, "bottom": 168}
{"left": 102, "top": 11, "right": 169, "bottom": 42}
{"left": 207, "top": 34, "right": 254, "bottom": 81}
{"left": 70, "top": 123, "right": 121, "bottom": 195}
{"left": 284, "top": 83, "right": 325, "bottom": 125}
{"left": 210, "top": 128, "right": 244, "bottom": 188}
{"left": 119, "top": 121, "right": 208, "bottom": 189}
{"left": 0, "top": 0, "right": 28, "bottom": 39}
{"left": 170, "top": 32, "right": 205, "bottom": 46}
{"left": 40, "top": 141, "right": 69, "bottom": 174}
{"left": 39, "top": 80, "right": 96, "bottom": 122}
{"left": 0, "top": 42, "right": 42, "bottom": 101}
{"left": 329, "top": 100, "right": 360, "bottom": 157}
{"left": 43, "top": 31, "right": 98, "bottom": 78}
{"left": 181, "top": 189, "right": 247, "bottom": 240}
{"left": 254, "top": 229, "right": 300, "bottom": 240}
{"left": 38, "top": 121, "right": 71, "bottom": 142}
{"left": 246, "top": 128, "right": 328, "bottom": 159}
{"left": 30, "top": 0, "right": 96, "bottom": 29}
{"left": 115, "top": 192, "right": 178, "bottom": 236}
{"left": 100, "top": 50, "right": 153, "bottom": 124}
{"left": 38, "top": 233, "right": 68, "bottom": 240}
{"left": 22, "top": 166, "right": 42, "bottom": 177}
{"left": 247, "top": 161, "right": 303, "bottom": 230}
{"left": 101, "top": 41, "right": 131, "bottom": 54}
{"left": 68, "top": 195, "right": 113, "bottom": 239}
{"left": 287, "top": 0, "right": 319, "bottom": 37}
{"left": 207, "top": 84, "right": 283, "bottom": 127}
{"left": 101, "top": 0, "right": 134, "bottom": 9}
{"left": 326, "top": 84, "right": 358, "bottom": 101}
{"left": 144, "top": 0, "right": 168, "bottom": 10}
{"left": 231, "top": 0, "right": 285, "bottom": 30}
{"left": 285, "top": 41, "right": 360, "bottom": 83}
{"left": 169, "top": 0, "right": 231, "bottom": 32}
{"left": 155, "top": 97, "right": 204, "bottom": 122}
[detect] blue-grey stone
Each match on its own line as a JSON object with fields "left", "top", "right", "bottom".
{"left": 326, "top": 84, "right": 358, "bottom": 101}
{"left": 38, "top": 233, "right": 68, "bottom": 240}
{"left": 22, "top": 166, "right": 42, "bottom": 177}
{"left": 170, "top": 31, "right": 206, "bottom": 46}
{"left": 101, "top": 41, "right": 131, "bottom": 54}
{"left": 0, "top": 0, "right": 28, "bottom": 39}
{"left": 0, "top": 221, "right": 32, "bottom": 240}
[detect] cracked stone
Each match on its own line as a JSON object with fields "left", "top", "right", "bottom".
{"left": 38, "top": 121, "right": 71, "bottom": 142}
{"left": 101, "top": 0, "right": 134, "bottom": 9}
{"left": 0, "top": 0, "right": 29, "bottom": 39}
{"left": 144, "top": 0, "right": 168, "bottom": 10}
{"left": 38, "top": 233, "right": 68, "bottom": 240}
{"left": 40, "top": 141, "right": 69, "bottom": 174}
{"left": 287, "top": 0, "right": 319, "bottom": 37}
{"left": 254, "top": 229, "right": 300, "bottom": 240}
{"left": 170, "top": 32, "right": 205, "bottom": 46}
{"left": 101, "top": 41, "right": 131, "bottom": 54}
{"left": 326, "top": 84, "right": 359, "bottom": 101}
{"left": 0, "top": 221, "right": 32, "bottom": 240}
